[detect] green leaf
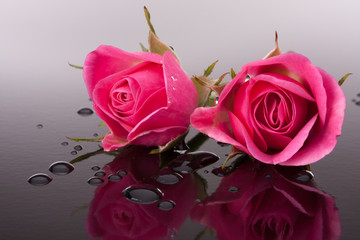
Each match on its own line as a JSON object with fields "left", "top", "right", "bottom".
{"left": 338, "top": 73, "right": 352, "bottom": 86}
{"left": 150, "top": 130, "right": 189, "bottom": 154}
{"left": 68, "top": 62, "right": 83, "bottom": 69}
{"left": 66, "top": 135, "right": 104, "bottom": 142}
{"left": 230, "top": 68, "right": 237, "bottom": 79}
{"left": 203, "top": 60, "right": 218, "bottom": 77}
{"left": 139, "top": 42, "right": 149, "bottom": 52}
{"left": 144, "top": 6, "right": 156, "bottom": 36}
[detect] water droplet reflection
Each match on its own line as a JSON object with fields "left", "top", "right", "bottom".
{"left": 295, "top": 170, "right": 314, "bottom": 182}
{"left": 49, "top": 161, "right": 74, "bottom": 175}
{"left": 157, "top": 200, "right": 176, "bottom": 211}
{"left": 108, "top": 174, "right": 122, "bottom": 182}
{"left": 28, "top": 173, "right": 52, "bottom": 186}
{"left": 36, "top": 124, "right": 43, "bottom": 129}
{"left": 228, "top": 186, "right": 239, "bottom": 192}
{"left": 87, "top": 177, "right": 104, "bottom": 186}
{"left": 77, "top": 108, "right": 93, "bottom": 116}
{"left": 122, "top": 186, "right": 163, "bottom": 204}
{"left": 117, "top": 170, "right": 127, "bottom": 177}
{"left": 156, "top": 174, "right": 181, "bottom": 185}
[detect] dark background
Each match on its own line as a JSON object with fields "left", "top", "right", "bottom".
{"left": 1, "top": 0, "right": 360, "bottom": 239}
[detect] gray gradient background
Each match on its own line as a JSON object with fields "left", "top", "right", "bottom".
{"left": 1, "top": 0, "right": 360, "bottom": 239}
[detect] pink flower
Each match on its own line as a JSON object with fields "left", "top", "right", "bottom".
{"left": 191, "top": 158, "right": 341, "bottom": 240}
{"left": 83, "top": 46, "right": 198, "bottom": 151}
{"left": 191, "top": 53, "right": 346, "bottom": 165}
{"left": 87, "top": 146, "right": 198, "bottom": 240}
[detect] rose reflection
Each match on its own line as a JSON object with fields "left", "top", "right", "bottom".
{"left": 86, "top": 146, "right": 198, "bottom": 240}
{"left": 191, "top": 158, "right": 341, "bottom": 240}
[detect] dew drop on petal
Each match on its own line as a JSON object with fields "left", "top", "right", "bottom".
{"left": 49, "top": 161, "right": 74, "bottom": 175}
{"left": 28, "top": 173, "right": 52, "bottom": 186}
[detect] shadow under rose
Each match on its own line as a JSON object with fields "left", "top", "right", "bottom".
{"left": 86, "top": 146, "right": 198, "bottom": 240}
{"left": 191, "top": 158, "right": 341, "bottom": 240}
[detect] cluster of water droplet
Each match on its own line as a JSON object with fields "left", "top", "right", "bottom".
{"left": 28, "top": 161, "right": 75, "bottom": 186}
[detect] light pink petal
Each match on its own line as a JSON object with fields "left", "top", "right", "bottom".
{"left": 162, "top": 51, "right": 198, "bottom": 113}
{"left": 83, "top": 45, "right": 162, "bottom": 98}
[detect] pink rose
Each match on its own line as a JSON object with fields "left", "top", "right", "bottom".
{"left": 191, "top": 158, "right": 341, "bottom": 240}
{"left": 191, "top": 53, "right": 346, "bottom": 165}
{"left": 83, "top": 46, "right": 198, "bottom": 151}
{"left": 87, "top": 146, "right": 197, "bottom": 240}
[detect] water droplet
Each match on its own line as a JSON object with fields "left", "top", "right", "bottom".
{"left": 215, "top": 97, "right": 219, "bottom": 105}
{"left": 157, "top": 200, "right": 176, "bottom": 211}
{"left": 49, "top": 161, "right": 74, "bottom": 175}
{"left": 71, "top": 151, "right": 77, "bottom": 155}
{"left": 265, "top": 174, "right": 272, "bottom": 178}
{"left": 171, "top": 161, "right": 193, "bottom": 174}
{"left": 93, "top": 133, "right": 99, "bottom": 137}
{"left": 352, "top": 99, "right": 356, "bottom": 102}
{"left": 36, "top": 124, "right": 43, "bottom": 129}
{"left": 357, "top": 93, "right": 360, "bottom": 97}
{"left": 28, "top": 173, "right": 52, "bottom": 186}
{"left": 77, "top": 107, "right": 93, "bottom": 116}
{"left": 168, "top": 100, "right": 171, "bottom": 104}
{"left": 171, "top": 76, "right": 177, "bottom": 81}
{"left": 156, "top": 174, "right": 182, "bottom": 185}
{"left": 122, "top": 186, "right": 163, "bottom": 204}
{"left": 87, "top": 177, "right": 104, "bottom": 186}
{"left": 172, "top": 87, "right": 176, "bottom": 91}
{"left": 91, "top": 166, "right": 100, "bottom": 171}
{"left": 356, "top": 101, "right": 360, "bottom": 106}
{"left": 295, "top": 170, "right": 314, "bottom": 182}
{"left": 204, "top": 170, "right": 209, "bottom": 174}
{"left": 74, "top": 145, "right": 83, "bottom": 151}
{"left": 108, "top": 174, "right": 122, "bottom": 182}
{"left": 117, "top": 170, "right": 127, "bottom": 177}
{"left": 61, "top": 141, "right": 69, "bottom": 146}
{"left": 228, "top": 186, "right": 239, "bottom": 192}
{"left": 94, "top": 171, "right": 106, "bottom": 177}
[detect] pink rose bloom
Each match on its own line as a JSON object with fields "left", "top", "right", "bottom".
{"left": 191, "top": 158, "right": 341, "bottom": 240}
{"left": 87, "top": 146, "right": 197, "bottom": 240}
{"left": 83, "top": 46, "right": 198, "bottom": 151}
{"left": 191, "top": 53, "right": 346, "bottom": 165}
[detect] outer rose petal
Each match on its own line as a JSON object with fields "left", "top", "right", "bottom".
{"left": 83, "top": 45, "right": 163, "bottom": 99}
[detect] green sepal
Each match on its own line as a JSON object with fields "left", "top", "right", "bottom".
{"left": 144, "top": 6, "right": 156, "bottom": 36}
{"left": 68, "top": 62, "right": 83, "bottom": 69}
{"left": 139, "top": 42, "right": 149, "bottom": 52}
{"left": 66, "top": 135, "right": 104, "bottom": 142}
{"left": 150, "top": 129, "right": 189, "bottom": 154}
{"left": 263, "top": 31, "right": 282, "bottom": 59}
{"left": 338, "top": 73, "right": 352, "bottom": 86}
{"left": 98, "top": 122, "right": 106, "bottom": 127}
{"left": 203, "top": 60, "right": 218, "bottom": 77}
{"left": 230, "top": 68, "right": 237, "bottom": 79}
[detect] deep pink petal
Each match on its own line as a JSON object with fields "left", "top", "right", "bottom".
{"left": 83, "top": 45, "right": 162, "bottom": 98}
{"left": 162, "top": 51, "right": 198, "bottom": 113}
